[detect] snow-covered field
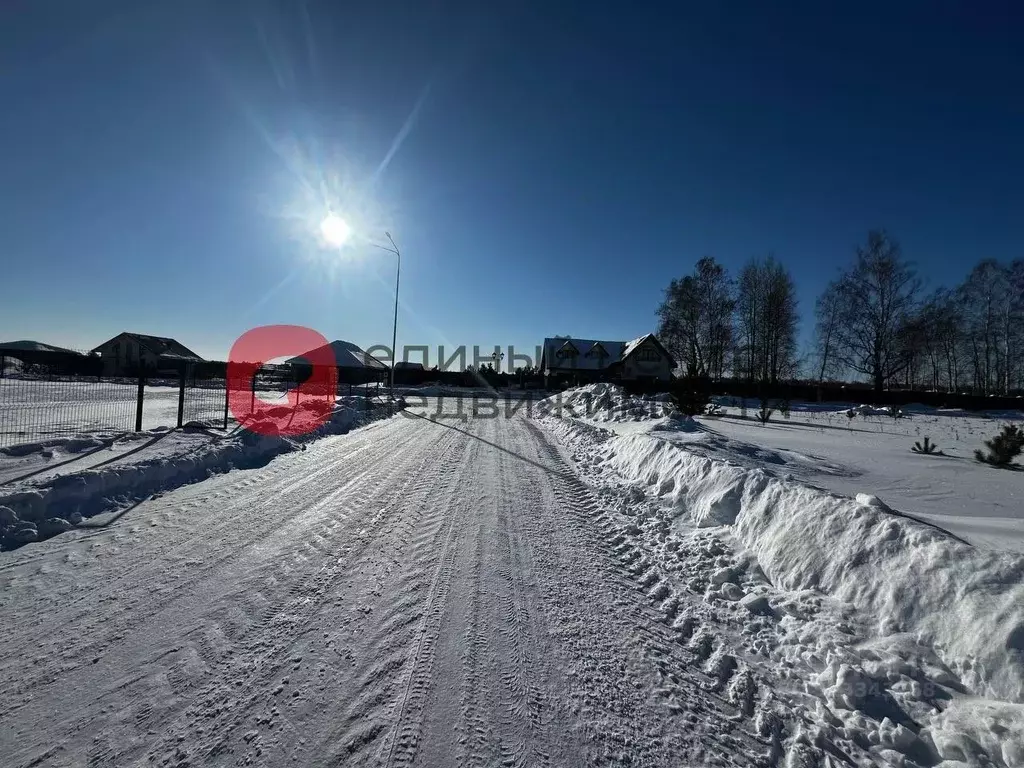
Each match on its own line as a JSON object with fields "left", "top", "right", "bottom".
{"left": 1, "top": 388, "right": 1021, "bottom": 767}
{"left": 0, "top": 379, "right": 541, "bottom": 451}
{"left": 698, "top": 399, "right": 1024, "bottom": 553}
{"left": 0, "top": 379, "right": 220, "bottom": 448}
{"left": 548, "top": 387, "right": 1024, "bottom": 553}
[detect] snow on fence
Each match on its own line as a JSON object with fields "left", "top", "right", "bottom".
{"left": 0, "top": 374, "right": 233, "bottom": 449}
{"left": 0, "top": 354, "right": 294, "bottom": 449}
{"left": 0, "top": 376, "right": 143, "bottom": 448}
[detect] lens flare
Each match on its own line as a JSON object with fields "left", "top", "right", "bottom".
{"left": 319, "top": 213, "right": 352, "bottom": 247}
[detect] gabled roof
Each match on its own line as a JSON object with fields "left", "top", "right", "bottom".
{"left": 540, "top": 334, "right": 676, "bottom": 372}
{"left": 622, "top": 333, "right": 676, "bottom": 367}
{"left": 288, "top": 340, "right": 389, "bottom": 370}
{"left": 92, "top": 332, "right": 203, "bottom": 361}
{"left": 0, "top": 340, "right": 82, "bottom": 355}
{"left": 540, "top": 337, "right": 626, "bottom": 371}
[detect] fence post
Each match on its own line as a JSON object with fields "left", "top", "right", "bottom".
{"left": 223, "top": 377, "right": 230, "bottom": 430}
{"left": 135, "top": 375, "right": 145, "bottom": 432}
{"left": 177, "top": 363, "right": 186, "bottom": 428}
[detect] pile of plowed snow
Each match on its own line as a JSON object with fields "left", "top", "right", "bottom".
{"left": 0, "top": 398, "right": 393, "bottom": 551}
{"left": 541, "top": 385, "right": 1024, "bottom": 763}
{"left": 601, "top": 432, "right": 1024, "bottom": 701}
{"left": 539, "top": 382, "right": 681, "bottom": 424}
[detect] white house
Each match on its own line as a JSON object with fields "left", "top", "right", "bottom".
{"left": 539, "top": 333, "right": 675, "bottom": 385}
{"left": 91, "top": 332, "right": 203, "bottom": 376}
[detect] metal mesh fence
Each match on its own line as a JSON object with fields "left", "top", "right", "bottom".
{"left": 179, "top": 363, "right": 298, "bottom": 430}
{"left": 0, "top": 374, "right": 139, "bottom": 449}
{"left": 2, "top": 352, "right": 399, "bottom": 450}
{"left": 0, "top": 351, "right": 228, "bottom": 449}
{"left": 181, "top": 380, "right": 228, "bottom": 428}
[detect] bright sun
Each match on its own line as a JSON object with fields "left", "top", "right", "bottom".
{"left": 319, "top": 213, "right": 352, "bottom": 247}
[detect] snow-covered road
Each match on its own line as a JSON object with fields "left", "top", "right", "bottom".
{"left": 0, "top": 408, "right": 762, "bottom": 767}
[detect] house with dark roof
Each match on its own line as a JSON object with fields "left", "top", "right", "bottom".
{"left": 91, "top": 332, "right": 203, "bottom": 376}
{"left": 0, "top": 341, "right": 95, "bottom": 376}
{"left": 539, "top": 333, "right": 675, "bottom": 386}
{"left": 287, "top": 339, "right": 390, "bottom": 386}
{"left": 0, "top": 340, "right": 82, "bottom": 356}
{"left": 393, "top": 360, "right": 427, "bottom": 386}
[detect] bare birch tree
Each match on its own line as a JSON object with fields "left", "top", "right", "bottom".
{"left": 830, "top": 230, "right": 920, "bottom": 393}
{"left": 657, "top": 257, "right": 734, "bottom": 379}
{"left": 735, "top": 255, "right": 799, "bottom": 384}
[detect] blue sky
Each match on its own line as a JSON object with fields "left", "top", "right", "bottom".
{"left": 2, "top": 1, "right": 1021, "bottom": 367}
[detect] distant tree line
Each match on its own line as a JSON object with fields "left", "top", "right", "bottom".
{"left": 656, "top": 254, "right": 799, "bottom": 388}
{"left": 657, "top": 230, "right": 1024, "bottom": 394}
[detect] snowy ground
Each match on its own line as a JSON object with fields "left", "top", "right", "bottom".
{"left": 0, "top": 427, "right": 213, "bottom": 486}
{"left": 1, "top": 391, "right": 1021, "bottom": 766}
{"left": 0, "top": 403, "right": 771, "bottom": 767}
{"left": 0, "top": 395, "right": 387, "bottom": 550}
{"left": 552, "top": 389, "right": 1024, "bottom": 553}
{"left": 698, "top": 401, "right": 1024, "bottom": 553}
{"left": 0, "top": 379, "right": 188, "bottom": 440}
{"left": 0, "top": 378, "right": 532, "bottom": 450}
{"left": 540, "top": 385, "right": 1024, "bottom": 765}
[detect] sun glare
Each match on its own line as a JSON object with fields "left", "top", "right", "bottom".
{"left": 319, "top": 213, "right": 352, "bottom": 247}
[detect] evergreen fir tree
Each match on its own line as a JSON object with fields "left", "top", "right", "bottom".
{"left": 974, "top": 425, "right": 1024, "bottom": 467}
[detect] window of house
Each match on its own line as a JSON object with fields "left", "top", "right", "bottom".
{"left": 555, "top": 346, "right": 578, "bottom": 360}
{"left": 637, "top": 347, "right": 661, "bottom": 362}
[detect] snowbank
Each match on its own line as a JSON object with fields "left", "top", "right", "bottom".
{"left": 0, "top": 434, "right": 110, "bottom": 459}
{"left": 538, "top": 382, "right": 677, "bottom": 423}
{"left": 0, "top": 400, "right": 394, "bottom": 551}
{"left": 542, "top": 385, "right": 1024, "bottom": 703}
{"left": 600, "top": 432, "right": 1024, "bottom": 702}
{"left": 541, "top": 386, "right": 1024, "bottom": 763}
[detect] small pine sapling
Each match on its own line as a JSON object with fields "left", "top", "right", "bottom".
{"left": 756, "top": 398, "right": 774, "bottom": 425}
{"left": 779, "top": 399, "right": 791, "bottom": 420}
{"left": 672, "top": 389, "right": 711, "bottom": 417}
{"left": 974, "top": 424, "right": 1024, "bottom": 468}
{"left": 911, "top": 436, "right": 944, "bottom": 455}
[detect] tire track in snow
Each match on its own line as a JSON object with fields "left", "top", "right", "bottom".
{"left": 520, "top": 417, "right": 764, "bottom": 766}
{"left": 0, "top": 418, "right": 457, "bottom": 766}
{"left": 0, "top": 423, "right": 403, "bottom": 692}
{"left": 137, "top": 427, "right": 465, "bottom": 766}
{"left": 455, "top": 513, "right": 489, "bottom": 766}
{"left": 376, "top": 441, "right": 468, "bottom": 768}
{"left": 3, "top": 402, "right": 773, "bottom": 768}
{"left": 0, "top": 429, "right": 410, "bottom": 720}
{"left": 300, "top": 430, "right": 475, "bottom": 764}
{"left": 492, "top": 423, "right": 557, "bottom": 768}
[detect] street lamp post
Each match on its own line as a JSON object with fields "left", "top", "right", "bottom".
{"left": 369, "top": 232, "right": 401, "bottom": 405}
